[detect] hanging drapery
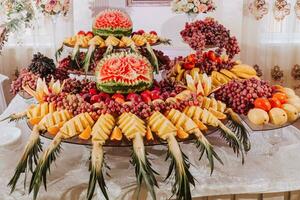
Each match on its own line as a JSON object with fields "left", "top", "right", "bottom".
{"left": 242, "top": 0, "right": 300, "bottom": 89}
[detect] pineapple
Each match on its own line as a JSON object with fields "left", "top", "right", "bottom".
{"left": 148, "top": 111, "right": 195, "bottom": 200}
{"left": 8, "top": 109, "right": 71, "bottom": 193}
{"left": 87, "top": 114, "right": 115, "bottom": 200}
{"left": 166, "top": 109, "right": 223, "bottom": 174}
{"left": 185, "top": 106, "right": 245, "bottom": 162}
{"left": 118, "top": 113, "right": 158, "bottom": 200}
{"left": 29, "top": 113, "right": 94, "bottom": 200}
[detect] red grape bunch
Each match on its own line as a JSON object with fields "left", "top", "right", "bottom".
{"left": 214, "top": 78, "right": 273, "bottom": 114}
{"left": 180, "top": 18, "right": 240, "bottom": 58}
{"left": 11, "top": 69, "right": 39, "bottom": 94}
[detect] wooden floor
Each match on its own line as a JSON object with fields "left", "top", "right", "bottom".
{"left": 193, "top": 191, "right": 300, "bottom": 200}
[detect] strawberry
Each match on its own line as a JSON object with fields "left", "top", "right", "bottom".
{"left": 151, "top": 90, "right": 160, "bottom": 100}
{"left": 127, "top": 93, "right": 142, "bottom": 102}
{"left": 90, "top": 95, "right": 101, "bottom": 104}
{"left": 112, "top": 93, "right": 125, "bottom": 100}
{"left": 77, "top": 30, "right": 86, "bottom": 36}
{"left": 183, "top": 62, "right": 195, "bottom": 70}
{"left": 89, "top": 88, "right": 98, "bottom": 96}
{"left": 207, "top": 50, "right": 217, "bottom": 62}
{"left": 149, "top": 31, "right": 157, "bottom": 35}
{"left": 98, "top": 92, "right": 110, "bottom": 101}
{"left": 141, "top": 90, "right": 152, "bottom": 103}
{"left": 137, "top": 29, "right": 145, "bottom": 35}
{"left": 85, "top": 31, "right": 94, "bottom": 38}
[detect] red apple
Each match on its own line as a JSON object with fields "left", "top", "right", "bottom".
{"left": 77, "top": 30, "right": 85, "bottom": 36}
{"left": 141, "top": 90, "right": 152, "bottom": 103}
{"left": 151, "top": 90, "right": 160, "bottom": 100}
{"left": 137, "top": 29, "right": 145, "bottom": 35}
{"left": 85, "top": 31, "right": 94, "bottom": 38}
{"left": 112, "top": 93, "right": 125, "bottom": 100}
{"left": 90, "top": 95, "right": 101, "bottom": 104}
{"left": 150, "top": 31, "right": 157, "bottom": 35}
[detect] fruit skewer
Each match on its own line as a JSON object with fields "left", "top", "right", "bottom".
{"left": 118, "top": 112, "right": 158, "bottom": 200}
{"left": 166, "top": 109, "right": 223, "bottom": 174}
{"left": 87, "top": 114, "right": 115, "bottom": 200}
{"left": 29, "top": 113, "right": 94, "bottom": 200}
{"left": 148, "top": 111, "right": 195, "bottom": 200}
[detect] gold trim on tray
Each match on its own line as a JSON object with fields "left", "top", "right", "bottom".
{"left": 127, "top": 0, "right": 171, "bottom": 7}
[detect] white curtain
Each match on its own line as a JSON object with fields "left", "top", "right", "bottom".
{"left": 241, "top": 0, "right": 300, "bottom": 89}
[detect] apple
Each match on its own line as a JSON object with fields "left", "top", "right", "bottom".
{"left": 77, "top": 30, "right": 85, "bottom": 36}
{"left": 89, "top": 88, "right": 98, "bottom": 96}
{"left": 90, "top": 95, "right": 101, "bottom": 104}
{"left": 151, "top": 90, "right": 160, "bottom": 100}
{"left": 126, "top": 93, "right": 141, "bottom": 102}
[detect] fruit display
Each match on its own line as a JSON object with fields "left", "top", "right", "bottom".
{"left": 168, "top": 51, "right": 258, "bottom": 89}
{"left": 6, "top": 8, "right": 300, "bottom": 200}
{"left": 92, "top": 9, "right": 133, "bottom": 37}
{"left": 246, "top": 87, "right": 300, "bottom": 126}
{"left": 96, "top": 52, "right": 154, "bottom": 94}
{"left": 11, "top": 53, "right": 69, "bottom": 95}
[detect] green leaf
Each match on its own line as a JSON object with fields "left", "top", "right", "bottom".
{"left": 29, "top": 140, "right": 62, "bottom": 200}
{"left": 8, "top": 136, "right": 42, "bottom": 193}
{"left": 146, "top": 43, "right": 159, "bottom": 74}
{"left": 165, "top": 136, "right": 195, "bottom": 200}
{"left": 194, "top": 137, "right": 223, "bottom": 175}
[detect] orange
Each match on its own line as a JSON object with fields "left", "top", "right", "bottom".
{"left": 176, "top": 126, "right": 189, "bottom": 139}
{"left": 47, "top": 126, "right": 60, "bottom": 135}
{"left": 146, "top": 126, "right": 154, "bottom": 141}
{"left": 208, "top": 108, "right": 227, "bottom": 120}
{"left": 273, "top": 92, "right": 288, "bottom": 104}
{"left": 254, "top": 98, "right": 271, "bottom": 112}
{"left": 269, "top": 97, "right": 282, "bottom": 108}
{"left": 29, "top": 117, "right": 42, "bottom": 125}
{"left": 110, "top": 126, "right": 122, "bottom": 141}
{"left": 78, "top": 126, "right": 92, "bottom": 140}
{"left": 193, "top": 118, "right": 208, "bottom": 131}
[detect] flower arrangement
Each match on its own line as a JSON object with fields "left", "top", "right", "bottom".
{"left": 36, "top": 0, "right": 70, "bottom": 16}
{"left": 171, "top": 0, "right": 216, "bottom": 14}
{"left": 0, "top": 0, "right": 35, "bottom": 53}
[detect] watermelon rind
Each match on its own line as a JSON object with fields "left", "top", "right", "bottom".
{"left": 96, "top": 81, "right": 153, "bottom": 94}
{"left": 92, "top": 27, "right": 132, "bottom": 37}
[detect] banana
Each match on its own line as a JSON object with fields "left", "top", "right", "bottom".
{"left": 231, "top": 64, "right": 257, "bottom": 76}
{"left": 220, "top": 69, "right": 238, "bottom": 79}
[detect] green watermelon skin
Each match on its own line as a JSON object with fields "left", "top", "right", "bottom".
{"left": 95, "top": 52, "right": 154, "bottom": 94}
{"left": 92, "top": 27, "right": 132, "bottom": 37}
{"left": 92, "top": 9, "right": 133, "bottom": 37}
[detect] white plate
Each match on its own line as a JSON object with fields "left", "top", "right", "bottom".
{"left": 0, "top": 126, "right": 21, "bottom": 147}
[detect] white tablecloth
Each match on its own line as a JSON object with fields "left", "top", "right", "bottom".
{"left": 1, "top": 95, "right": 300, "bottom": 200}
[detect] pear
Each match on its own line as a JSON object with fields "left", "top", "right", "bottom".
{"left": 287, "top": 97, "right": 300, "bottom": 112}
{"left": 269, "top": 108, "right": 288, "bottom": 126}
{"left": 247, "top": 108, "right": 269, "bottom": 125}
{"left": 282, "top": 104, "right": 299, "bottom": 122}
{"left": 282, "top": 87, "right": 297, "bottom": 98}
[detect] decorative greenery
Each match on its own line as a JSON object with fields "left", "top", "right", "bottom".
{"left": 0, "top": 0, "right": 35, "bottom": 53}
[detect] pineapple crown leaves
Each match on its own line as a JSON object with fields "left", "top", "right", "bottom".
{"left": 194, "top": 139, "right": 223, "bottom": 175}
{"left": 8, "top": 137, "right": 43, "bottom": 193}
{"left": 130, "top": 149, "right": 159, "bottom": 200}
{"left": 87, "top": 159, "right": 109, "bottom": 200}
{"left": 158, "top": 38, "right": 172, "bottom": 46}
{"left": 83, "top": 45, "right": 96, "bottom": 74}
{"left": 29, "top": 142, "right": 62, "bottom": 200}
{"left": 55, "top": 45, "right": 64, "bottom": 62}
{"left": 165, "top": 148, "right": 195, "bottom": 200}
{"left": 218, "top": 125, "right": 245, "bottom": 164}
{"left": 226, "top": 112, "right": 251, "bottom": 152}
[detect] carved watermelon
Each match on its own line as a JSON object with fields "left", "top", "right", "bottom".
{"left": 96, "top": 52, "right": 153, "bottom": 94}
{"left": 92, "top": 9, "right": 133, "bottom": 37}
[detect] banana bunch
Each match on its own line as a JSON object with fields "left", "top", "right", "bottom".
{"left": 230, "top": 64, "right": 258, "bottom": 79}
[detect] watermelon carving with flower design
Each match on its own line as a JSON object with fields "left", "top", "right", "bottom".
{"left": 96, "top": 52, "right": 154, "bottom": 93}
{"left": 92, "top": 9, "right": 133, "bottom": 37}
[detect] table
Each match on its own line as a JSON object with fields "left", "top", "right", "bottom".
{"left": 1, "top": 95, "right": 300, "bottom": 200}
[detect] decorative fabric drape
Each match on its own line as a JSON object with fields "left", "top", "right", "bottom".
{"left": 241, "top": 0, "right": 300, "bottom": 90}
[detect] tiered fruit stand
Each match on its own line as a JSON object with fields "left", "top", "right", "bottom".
{"left": 6, "top": 9, "right": 300, "bottom": 200}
